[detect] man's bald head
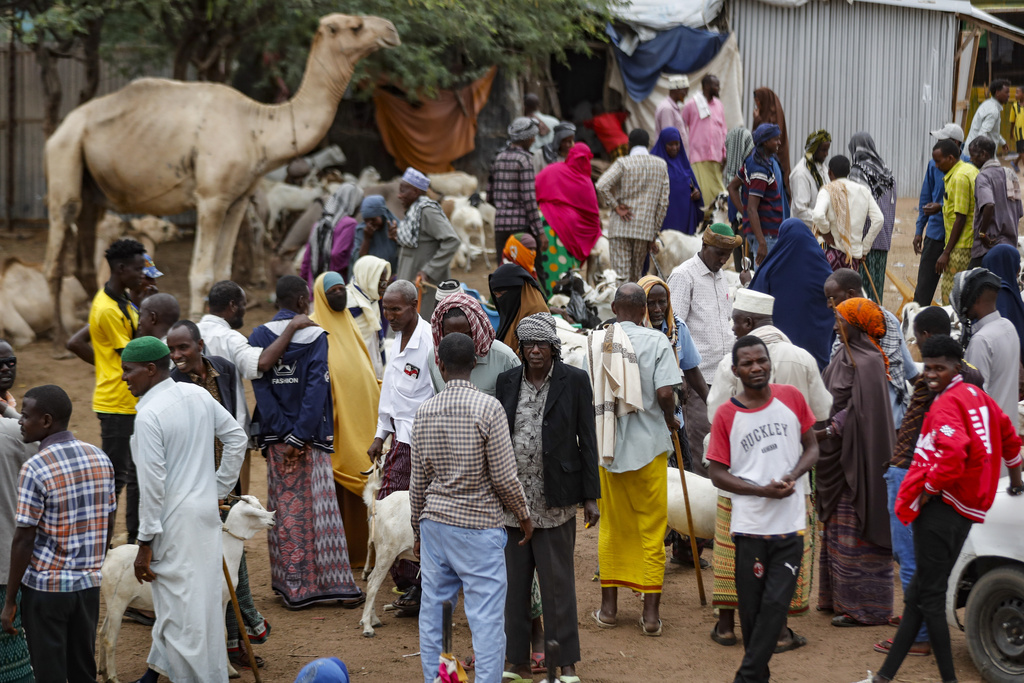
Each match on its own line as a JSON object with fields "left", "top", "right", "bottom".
{"left": 611, "top": 283, "right": 647, "bottom": 324}
{"left": 138, "top": 293, "right": 180, "bottom": 340}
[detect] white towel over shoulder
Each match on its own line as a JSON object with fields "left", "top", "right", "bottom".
{"left": 587, "top": 323, "right": 644, "bottom": 467}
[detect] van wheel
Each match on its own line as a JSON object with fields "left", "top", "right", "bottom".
{"left": 965, "top": 565, "right": 1024, "bottom": 683}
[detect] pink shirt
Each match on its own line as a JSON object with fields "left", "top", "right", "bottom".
{"left": 654, "top": 97, "right": 690, "bottom": 154}
{"left": 682, "top": 96, "right": 727, "bottom": 164}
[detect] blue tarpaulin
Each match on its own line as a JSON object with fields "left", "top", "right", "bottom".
{"left": 607, "top": 23, "right": 729, "bottom": 102}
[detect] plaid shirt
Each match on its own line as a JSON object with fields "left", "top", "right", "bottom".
{"left": 16, "top": 431, "right": 115, "bottom": 592}
{"left": 490, "top": 146, "right": 542, "bottom": 237}
{"left": 595, "top": 151, "right": 670, "bottom": 241}
{"left": 410, "top": 380, "right": 528, "bottom": 540}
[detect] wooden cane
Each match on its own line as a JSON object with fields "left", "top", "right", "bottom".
{"left": 671, "top": 432, "right": 707, "bottom": 606}
{"left": 861, "top": 262, "right": 883, "bottom": 305}
{"left": 224, "top": 558, "right": 261, "bottom": 683}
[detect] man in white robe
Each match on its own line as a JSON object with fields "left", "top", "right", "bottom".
{"left": 121, "top": 336, "right": 246, "bottom": 683}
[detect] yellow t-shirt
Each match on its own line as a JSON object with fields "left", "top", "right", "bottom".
{"left": 942, "top": 161, "right": 979, "bottom": 251}
{"left": 89, "top": 289, "right": 139, "bottom": 414}
{"left": 1011, "top": 101, "right": 1024, "bottom": 143}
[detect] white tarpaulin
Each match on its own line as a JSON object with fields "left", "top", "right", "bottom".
{"left": 610, "top": 0, "right": 726, "bottom": 30}
{"left": 608, "top": 32, "right": 744, "bottom": 143}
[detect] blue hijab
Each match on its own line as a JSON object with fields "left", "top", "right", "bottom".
{"left": 650, "top": 127, "right": 702, "bottom": 235}
{"left": 749, "top": 218, "right": 833, "bottom": 369}
{"left": 982, "top": 244, "right": 1024, "bottom": 359}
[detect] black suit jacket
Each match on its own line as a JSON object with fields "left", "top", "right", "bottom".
{"left": 170, "top": 354, "right": 240, "bottom": 421}
{"left": 495, "top": 359, "right": 600, "bottom": 508}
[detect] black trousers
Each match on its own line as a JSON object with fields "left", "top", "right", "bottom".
{"left": 98, "top": 412, "right": 138, "bottom": 543}
{"left": 733, "top": 534, "right": 803, "bottom": 683}
{"left": 21, "top": 586, "right": 100, "bottom": 683}
{"left": 505, "top": 519, "right": 580, "bottom": 667}
{"left": 879, "top": 498, "right": 973, "bottom": 683}
{"left": 913, "top": 236, "right": 944, "bottom": 306}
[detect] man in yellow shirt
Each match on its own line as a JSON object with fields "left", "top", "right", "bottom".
{"left": 1011, "top": 87, "right": 1023, "bottom": 174}
{"left": 88, "top": 238, "right": 145, "bottom": 545}
{"left": 932, "top": 139, "right": 978, "bottom": 304}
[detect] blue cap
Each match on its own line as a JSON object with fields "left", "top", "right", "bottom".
{"left": 143, "top": 254, "right": 163, "bottom": 279}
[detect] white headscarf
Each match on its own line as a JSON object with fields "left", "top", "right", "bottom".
{"left": 347, "top": 256, "right": 391, "bottom": 332}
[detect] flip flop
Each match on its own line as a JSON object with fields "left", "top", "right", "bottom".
{"left": 774, "top": 628, "right": 808, "bottom": 654}
{"left": 639, "top": 616, "right": 662, "bottom": 637}
{"left": 873, "top": 638, "right": 931, "bottom": 657}
{"left": 710, "top": 626, "right": 738, "bottom": 646}
{"left": 888, "top": 616, "right": 901, "bottom": 627}
{"left": 501, "top": 674, "right": 527, "bottom": 681}
{"left": 831, "top": 614, "right": 870, "bottom": 627}
{"left": 591, "top": 610, "right": 616, "bottom": 629}
{"left": 531, "top": 652, "right": 547, "bottom": 673}
{"left": 558, "top": 677, "right": 582, "bottom": 683}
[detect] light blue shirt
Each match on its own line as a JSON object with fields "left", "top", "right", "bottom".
{"left": 601, "top": 322, "right": 682, "bottom": 474}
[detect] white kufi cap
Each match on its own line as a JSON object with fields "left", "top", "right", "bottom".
{"left": 733, "top": 289, "right": 775, "bottom": 316}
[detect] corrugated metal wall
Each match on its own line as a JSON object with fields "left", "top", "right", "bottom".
{"left": 0, "top": 46, "right": 170, "bottom": 222}
{"left": 730, "top": 0, "right": 957, "bottom": 196}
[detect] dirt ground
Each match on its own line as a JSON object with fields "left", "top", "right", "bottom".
{"left": 0, "top": 199, "right": 991, "bottom": 682}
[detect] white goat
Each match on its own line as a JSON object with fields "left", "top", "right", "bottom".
{"left": 449, "top": 201, "right": 490, "bottom": 271}
{"left": 429, "top": 171, "right": 478, "bottom": 198}
{"left": 900, "top": 301, "right": 958, "bottom": 345}
{"left": 359, "top": 463, "right": 416, "bottom": 638}
{"left": 666, "top": 467, "right": 718, "bottom": 541}
{"left": 96, "top": 496, "right": 276, "bottom": 683}
{"left": 264, "top": 183, "right": 326, "bottom": 236}
{"left": 653, "top": 231, "right": 702, "bottom": 277}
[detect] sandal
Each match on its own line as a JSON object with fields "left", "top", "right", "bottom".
{"left": 460, "top": 655, "right": 474, "bottom": 671}
{"left": 392, "top": 585, "right": 421, "bottom": 616}
{"left": 832, "top": 614, "right": 870, "bottom": 627}
{"left": 531, "top": 652, "right": 547, "bottom": 673}
{"left": 639, "top": 616, "right": 662, "bottom": 637}
{"left": 888, "top": 616, "right": 901, "bottom": 627}
{"left": 124, "top": 607, "right": 156, "bottom": 627}
{"left": 590, "top": 610, "right": 616, "bottom": 629}
{"left": 502, "top": 673, "right": 527, "bottom": 681}
{"left": 710, "top": 626, "right": 738, "bottom": 646}
{"left": 873, "top": 638, "right": 931, "bottom": 657}
{"left": 774, "top": 628, "right": 808, "bottom": 654}
{"left": 338, "top": 594, "right": 366, "bottom": 608}
{"left": 228, "top": 652, "right": 266, "bottom": 669}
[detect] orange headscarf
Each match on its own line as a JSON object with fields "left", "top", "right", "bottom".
{"left": 836, "top": 297, "right": 889, "bottom": 376}
{"left": 503, "top": 233, "right": 537, "bottom": 280}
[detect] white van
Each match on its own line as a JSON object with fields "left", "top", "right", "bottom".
{"left": 946, "top": 477, "right": 1024, "bottom": 683}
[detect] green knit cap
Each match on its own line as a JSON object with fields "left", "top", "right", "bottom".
{"left": 708, "top": 222, "right": 736, "bottom": 237}
{"left": 122, "top": 336, "right": 170, "bottom": 363}
{"left": 703, "top": 222, "right": 743, "bottom": 249}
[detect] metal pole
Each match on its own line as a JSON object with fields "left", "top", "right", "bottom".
{"left": 5, "top": 31, "right": 16, "bottom": 232}
{"left": 671, "top": 432, "right": 707, "bottom": 606}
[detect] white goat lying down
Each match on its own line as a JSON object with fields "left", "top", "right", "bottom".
{"left": 359, "top": 461, "right": 416, "bottom": 638}
{"left": 97, "top": 496, "right": 276, "bottom": 683}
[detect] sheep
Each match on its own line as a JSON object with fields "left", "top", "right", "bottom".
{"left": 0, "top": 259, "right": 88, "bottom": 347}
{"left": 359, "top": 462, "right": 416, "bottom": 638}
{"left": 264, "top": 144, "right": 347, "bottom": 183}
{"left": 96, "top": 496, "right": 276, "bottom": 683}
{"left": 583, "top": 236, "right": 611, "bottom": 285}
{"left": 443, "top": 196, "right": 490, "bottom": 271}
{"left": 429, "top": 171, "right": 478, "bottom": 198}
{"left": 653, "top": 230, "right": 702, "bottom": 277}
{"left": 666, "top": 467, "right": 718, "bottom": 541}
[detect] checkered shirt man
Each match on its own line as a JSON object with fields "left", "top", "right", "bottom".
{"left": 490, "top": 146, "right": 543, "bottom": 240}
{"left": 16, "top": 431, "right": 115, "bottom": 592}
{"left": 410, "top": 379, "right": 528, "bottom": 539}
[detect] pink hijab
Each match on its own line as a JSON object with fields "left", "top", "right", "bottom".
{"left": 536, "top": 142, "right": 602, "bottom": 261}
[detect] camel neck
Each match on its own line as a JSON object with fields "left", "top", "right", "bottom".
{"left": 258, "top": 41, "right": 352, "bottom": 166}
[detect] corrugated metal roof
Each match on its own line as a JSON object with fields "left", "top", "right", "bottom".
{"left": 731, "top": 0, "right": 956, "bottom": 195}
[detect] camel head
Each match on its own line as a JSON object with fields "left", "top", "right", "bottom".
{"left": 316, "top": 13, "right": 400, "bottom": 67}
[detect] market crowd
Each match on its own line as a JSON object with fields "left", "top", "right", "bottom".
{"left": 1, "top": 73, "right": 1023, "bottom": 683}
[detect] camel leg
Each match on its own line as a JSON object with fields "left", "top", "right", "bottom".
{"left": 75, "top": 198, "right": 102, "bottom": 299}
{"left": 189, "top": 197, "right": 237, "bottom": 319}
{"left": 43, "top": 203, "right": 79, "bottom": 354}
{"left": 213, "top": 198, "right": 252, "bottom": 285}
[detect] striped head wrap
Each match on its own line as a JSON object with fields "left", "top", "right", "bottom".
{"left": 430, "top": 290, "right": 496, "bottom": 362}
{"left": 803, "top": 129, "right": 831, "bottom": 190}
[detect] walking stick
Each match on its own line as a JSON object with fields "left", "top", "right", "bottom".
{"left": 861, "top": 261, "right": 883, "bottom": 305}
{"left": 671, "top": 431, "right": 706, "bottom": 606}
{"left": 223, "top": 558, "right": 262, "bottom": 683}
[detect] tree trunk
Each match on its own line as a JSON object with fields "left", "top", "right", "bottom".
{"left": 78, "top": 16, "right": 104, "bottom": 105}
{"left": 35, "top": 43, "right": 63, "bottom": 138}
{"left": 5, "top": 33, "right": 16, "bottom": 231}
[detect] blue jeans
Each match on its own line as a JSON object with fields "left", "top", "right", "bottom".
{"left": 418, "top": 520, "right": 508, "bottom": 683}
{"left": 745, "top": 233, "right": 778, "bottom": 265}
{"left": 883, "top": 467, "right": 928, "bottom": 642}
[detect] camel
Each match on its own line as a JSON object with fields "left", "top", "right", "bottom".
{"left": 42, "top": 14, "right": 400, "bottom": 348}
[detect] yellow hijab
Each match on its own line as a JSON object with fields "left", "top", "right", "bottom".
{"left": 310, "top": 272, "right": 380, "bottom": 496}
